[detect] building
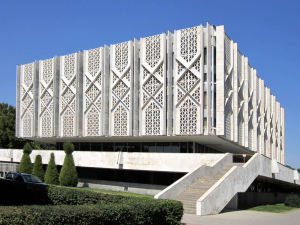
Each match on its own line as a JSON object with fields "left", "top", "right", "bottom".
{"left": 3, "top": 22, "right": 299, "bottom": 215}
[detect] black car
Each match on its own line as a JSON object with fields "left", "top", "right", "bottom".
{"left": 4, "top": 172, "right": 46, "bottom": 185}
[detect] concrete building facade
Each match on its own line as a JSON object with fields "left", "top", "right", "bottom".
{"left": 11, "top": 23, "right": 295, "bottom": 215}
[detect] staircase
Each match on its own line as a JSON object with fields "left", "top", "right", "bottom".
{"left": 175, "top": 163, "right": 244, "bottom": 214}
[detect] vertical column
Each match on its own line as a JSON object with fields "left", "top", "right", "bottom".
{"left": 281, "top": 107, "right": 285, "bottom": 164}
{"left": 133, "top": 38, "right": 140, "bottom": 136}
{"left": 167, "top": 31, "right": 173, "bottom": 136}
{"left": 233, "top": 43, "right": 238, "bottom": 142}
{"left": 76, "top": 51, "right": 83, "bottom": 136}
{"left": 59, "top": 52, "right": 80, "bottom": 137}
{"left": 33, "top": 61, "right": 39, "bottom": 137}
{"left": 252, "top": 71, "right": 258, "bottom": 152}
{"left": 173, "top": 26, "right": 202, "bottom": 135}
{"left": 215, "top": 25, "right": 225, "bottom": 136}
{"left": 16, "top": 65, "right": 21, "bottom": 138}
{"left": 103, "top": 45, "right": 110, "bottom": 136}
{"left": 244, "top": 58, "right": 249, "bottom": 147}
{"left": 53, "top": 56, "right": 60, "bottom": 137}
{"left": 261, "top": 81, "right": 265, "bottom": 155}
{"left": 83, "top": 47, "right": 103, "bottom": 137}
{"left": 206, "top": 23, "right": 212, "bottom": 135}
{"left": 39, "top": 57, "right": 56, "bottom": 137}
{"left": 109, "top": 41, "right": 133, "bottom": 136}
{"left": 20, "top": 62, "right": 36, "bottom": 138}
{"left": 140, "top": 33, "right": 167, "bottom": 136}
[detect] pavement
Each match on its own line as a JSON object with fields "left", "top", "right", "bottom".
{"left": 181, "top": 208, "right": 300, "bottom": 225}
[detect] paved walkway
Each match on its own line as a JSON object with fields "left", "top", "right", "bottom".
{"left": 181, "top": 209, "right": 300, "bottom": 225}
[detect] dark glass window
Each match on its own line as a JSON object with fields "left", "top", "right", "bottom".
{"left": 180, "top": 142, "right": 187, "bottom": 153}
{"left": 91, "top": 142, "right": 102, "bottom": 151}
{"left": 103, "top": 143, "right": 114, "bottom": 152}
{"left": 73, "top": 142, "right": 80, "bottom": 151}
{"left": 142, "top": 142, "right": 156, "bottom": 152}
{"left": 128, "top": 143, "right": 141, "bottom": 152}
{"left": 115, "top": 142, "right": 127, "bottom": 152}
{"left": 80, "top": 142, "right": 91, "bottom": 151}
{"left": 187, "top": 142, "right": 193, "bottom": 153}
{"left": 172, "top": 142, "right": 180, "bottom": 153}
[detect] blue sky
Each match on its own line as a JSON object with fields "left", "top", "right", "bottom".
{"left": 1, "top": 0, "right": 299, "bottom": 168}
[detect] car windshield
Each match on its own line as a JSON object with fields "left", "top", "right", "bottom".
{"left": 23, "top": 174, "right": 43, "bottom": 183}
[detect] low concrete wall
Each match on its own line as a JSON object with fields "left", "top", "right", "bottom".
{"left": 197, "top": 153, "right": 300, "bottom": 215}
{"left": 154, "top": 153, "right": 232, "bottom": 200}
{"left": 238, "top": 192, "right": 290, "bottom": 207}
{"left": 78, "top": 178, "right": 166, "bottom": 195}
{"left": 0, "top": 149, "right": 225, "bottom": 173}
{"left": 197, "top": 153, "right": 261, "bottom": 215}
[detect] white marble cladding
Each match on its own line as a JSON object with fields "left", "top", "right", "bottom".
{"left": 140, "top": 33, "right": 167, "bottom": 136}
{"left": 109, "top": 41, "right": 133, "bottom": 136}
{"left": 83, "top": 47, "right": 103, "bottom": 137}
{"left": 16, "top": 23, "right": 285, "bottom": 164}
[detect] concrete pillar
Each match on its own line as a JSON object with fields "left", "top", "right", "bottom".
{"left": 15, "top": 65, "right": 21, "bottom": 138}
{"left": 133, "top": 38, "right": 140, "bottom": 136}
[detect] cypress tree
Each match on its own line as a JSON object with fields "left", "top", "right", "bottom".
{"left": 32, "top": 155, "right": 45, "bottom": 181}
{"left": 59, "top": 142, "right": 78, "bottom": 187}
{"left": 19, "top": 142, "right": 33, "bottom": 174}
{"left": 44, "top": 153, "right": 59, "bottom": 185}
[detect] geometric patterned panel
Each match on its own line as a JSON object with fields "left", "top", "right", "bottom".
{"left": 110, "top": 41, "right": 131, "bottom": 136}
{"left": 21, "top": 62, "right": 34, "bottom": 137}
{"left": 141, "top": 34, "right": 166, "bottom": 135}
{"left": 60, "top": 53, "right": 77, "bottom": 137}
{"left": 174, "top": 26, "right": 201, "bottom": 135}
{"left": 39, "top": 58, "right": 54, "bottom": 137}
{"left": 84, "top": 47, "right": 102, "bottom": 136}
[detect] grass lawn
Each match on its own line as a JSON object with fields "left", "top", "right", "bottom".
{"left": 63, "top": 186, "right": 154, "bottom": 199}
{"left": 240, "top": 203, "right": 298, "bottom": 213}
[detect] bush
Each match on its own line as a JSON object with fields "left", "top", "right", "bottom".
{"left": 44, "top": 153, "right": 59, "bottom": 185}
{"left": 0, "top": 200, "right": 183, "bottom": 225}
{"left": 32, "top": 155, "right": 45, "bottom": 181}
{"left": 284, "top": 194, "right": 300, "bottom": 207}
{"left": 19, "top": 143, "right": 33, "bottom": 174}
{"left": 59, "top": 142, "right": 78, "bottom": 187}
{"left": 23, "top": 142, "right": 32, "bottom": 154}
{"left": 0, "top": 179, "right": 183, "bottom": 225}
{"left": 63, "top": 141, "right": 74, "bottom": 154}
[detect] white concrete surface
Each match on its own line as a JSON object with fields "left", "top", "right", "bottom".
{"left": 0, "top": 149, "right": 224, "bottom": 173}
{"left": 154, "top": 153, "right": 232, "bottom": 199}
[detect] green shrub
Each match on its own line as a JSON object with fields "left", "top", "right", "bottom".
{"left": 0, "top": 200, "right": 183, "bottom": 225}
{"left": 63, "top": 141, "right": 74, "bottom": 154}
{"left": 44, "top": 153, "right": 59, "bottom": 185}
{"left": 0, "top": 179, "right": 183, "bottom": 224}
{"left": 284, "top": 194, "right": 300, "bottom": 207}
{"left": 23, "top": 142, "right": 32, "bottom": 154}
{"left": 19, "top": 143, "right": 33, "bottom": 174}
{"left": 32, "top": 155, "right": 45, "bottom": 181}
{"left": 59, "top": 142, "right": 78, "bottom": 187}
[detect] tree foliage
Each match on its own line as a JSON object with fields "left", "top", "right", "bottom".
{"left": 32, "top": 155, "right": 45, "bottom": 181}
{"left": 59, "top": 142, "right": 78, "bottom": 187}
{"left": 44, "top": 153, "right": 59, "bottom": 185}
{"left": 19, "top": 143, "right": 33, "bottom": 174}
{"left": 0, "top": 103, "right": 26, "bottom": 149}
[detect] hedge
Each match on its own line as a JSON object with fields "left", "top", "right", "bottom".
{"left": 284, "top": 194, "right": 300, "bottom": 207}
{"left": 0, "top": 200, "right": 183, "bottom": 225}
{"left": 0, "top": 179, "right": 183, "bottom": 225}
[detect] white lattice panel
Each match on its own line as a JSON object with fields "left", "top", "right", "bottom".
{"left": 140, "top": 34, "right": 166, "bottom": 135}
{"left": 83, "top": 47, "right": 102, "bottom": 136}
{"left": 39, "top": 58, "right": 54, "bottom": 137}
{"left": 173, "top": 26, "right": 201, "bottom": 135}
{"left": 60, "top": 53, "right": 77, "bottom": 137}
{"left": 20, "top": 63, "right": 34, "bottom": 137}
{"left": 110, "top": 41, "right": 132, "bottom": 136}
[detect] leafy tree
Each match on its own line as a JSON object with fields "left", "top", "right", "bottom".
{"left": 32, "top": 155, "right": 45, "bottom": 181}
{"left": 0, "top": 103, "right": 26, "bottom": 149}
{"left": 19, "top": 142, "right": 33, "bottom": 173}
{"left": 59, "top": 142, "right": 78, "bottom": 187}
{"left": 44, "top": 153, "right": 59, "bottom": 185}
